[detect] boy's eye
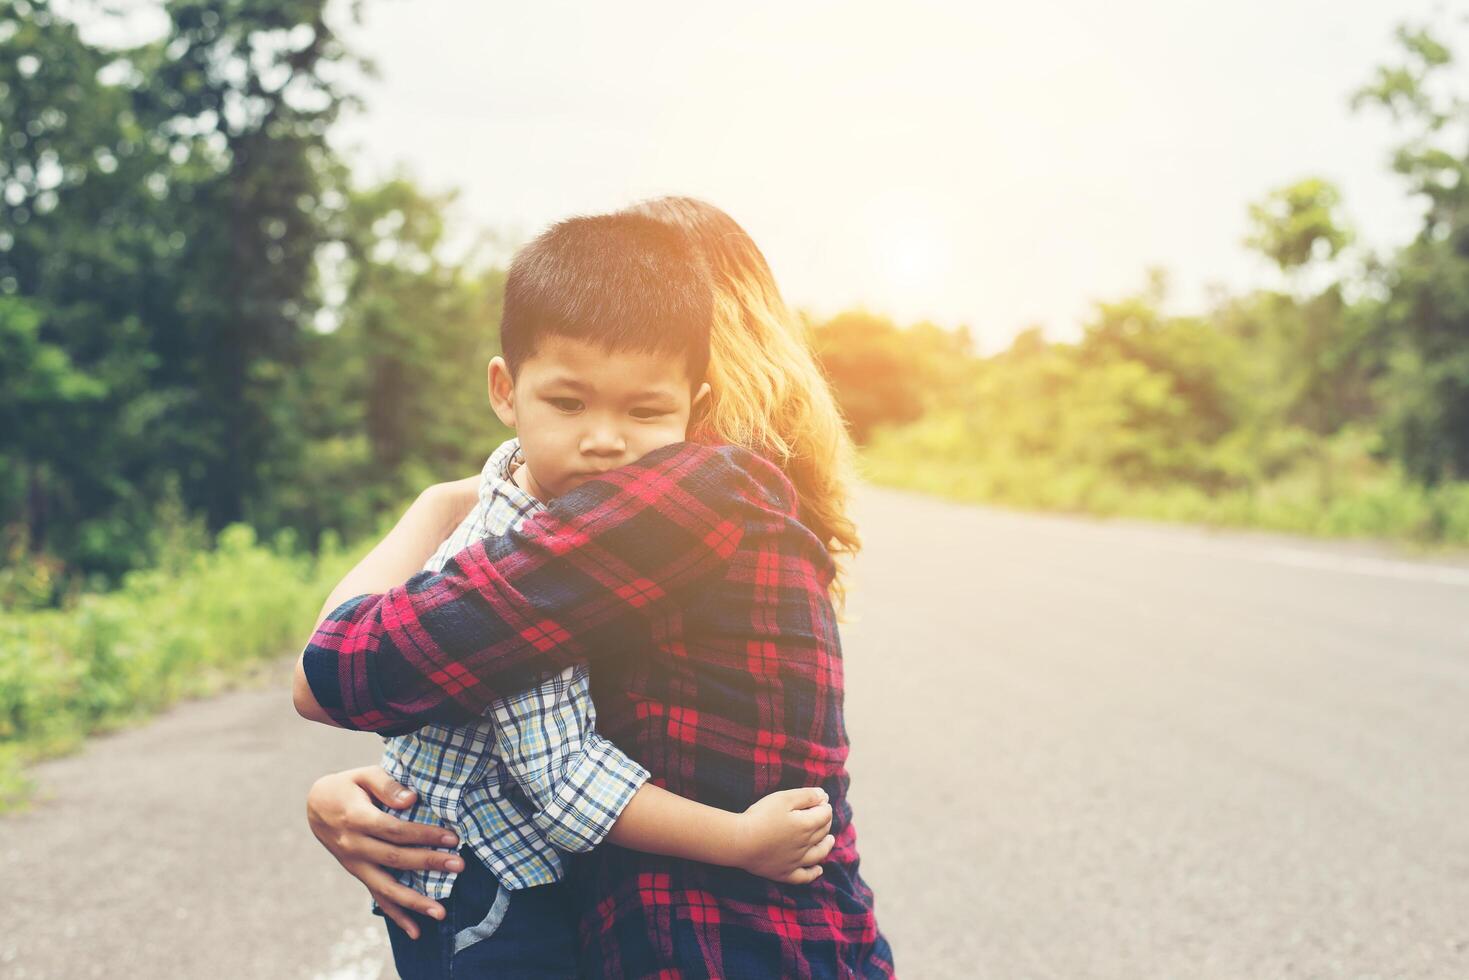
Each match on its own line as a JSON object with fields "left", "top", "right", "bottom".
{"left": 548, "top": 397, "right": 583, "bottom": 412}
{"left": 631, "top": 408, "right": 670, "bottom": 420}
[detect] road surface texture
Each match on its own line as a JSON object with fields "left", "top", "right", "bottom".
{"left": 3, "top": 484, "right": 1468, "bottom": 979}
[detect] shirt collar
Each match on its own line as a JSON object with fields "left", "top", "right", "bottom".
{"left": 480, "top": 436, "right": 539, "bottom": 510}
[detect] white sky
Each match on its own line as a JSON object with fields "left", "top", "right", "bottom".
{"left": 74, "top": 0, "right": 1451, "bottom": 352}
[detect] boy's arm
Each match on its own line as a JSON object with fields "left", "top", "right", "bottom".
{"left": 295, "top": 443, "right": 791, "bottom": 734}
{"left": 608, "top": 782, "right": 835, "bottom": 884}
{"left": 490, "top": 664, "right": 834, "bottom": 883}
{"left": 488, "top": 664, "right": 651, "bottom": 853}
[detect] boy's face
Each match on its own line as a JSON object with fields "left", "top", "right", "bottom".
{"left": 487, "top": 334, "right": 711, "bottom": 503}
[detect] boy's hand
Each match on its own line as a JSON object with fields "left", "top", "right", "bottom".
{"left": 732, "top": 787, "right": 835, "bottom": 884}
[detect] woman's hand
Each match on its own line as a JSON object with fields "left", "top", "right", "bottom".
{"left": 733, "top": 787, "right": 835, "bottom": 884}
{"left": 306, "top": 766, "right": 465, "bottom": 939}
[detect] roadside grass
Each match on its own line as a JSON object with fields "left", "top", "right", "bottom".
{"left": 859, "top": 420, "right": 1469, "bottom": 552}
{"left": 9, "top": 426, "right": 1469, "bottom": 812}
{"left": 0, "top": 525, "right": 363, "bottom": 811}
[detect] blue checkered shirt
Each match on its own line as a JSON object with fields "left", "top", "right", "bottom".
{"left": 379, "top": 437, "right": 650, "bottom": 899}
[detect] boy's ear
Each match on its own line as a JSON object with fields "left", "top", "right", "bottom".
{"left": 487, "top": 357, "right": 517, "bottom": 427}
{"left": 691, "top": 381, "right": 711, "bottom": 413}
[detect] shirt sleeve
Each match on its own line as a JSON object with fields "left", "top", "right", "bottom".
{"left": 300, "top": 441, "right": 788, "bottom": 734}
{"left": 489, "top": 663, "right": 649, "bottom": 853}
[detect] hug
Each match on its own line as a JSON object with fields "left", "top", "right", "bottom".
{"left": 294, "top": 196, "right": 894, "bottom": 979}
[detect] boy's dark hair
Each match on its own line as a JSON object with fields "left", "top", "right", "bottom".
{"left": 499, "top": 212, "right": 713, "bottom": 387}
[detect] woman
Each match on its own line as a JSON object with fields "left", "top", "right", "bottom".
{"left": 303, "top": 197, "right": 892, "bottom": 976}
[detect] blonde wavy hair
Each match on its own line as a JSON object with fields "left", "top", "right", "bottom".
{"left": 626, "top": 197, "right": 862, "bottom": 610}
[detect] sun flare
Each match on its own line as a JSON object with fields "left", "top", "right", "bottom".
{"left": 866, "top": 210, "right": 953, "bottom": 317}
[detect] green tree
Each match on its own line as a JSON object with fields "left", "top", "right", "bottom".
{"left": 810, "top": 311, "right": 973, "bottom": 442}
{"left": 0, "top": 297, "right": 105, "bottom": 559}
{"left": 0, "top": 0, "right": 187, "bottom": 574}
{"left": 1243, "top": 178, "right": 1371, "bottom": 498}
{"left": 1246, "top": 178, "right": 1353, "bottom": 274}
{"left": 809, "top": 312, "right": 926, "bottom": 442}
{"left": 1354, "top": 19, "right": 1469, "bottom": 484}
{"left": 1077, "top": 272, "right": 1246, "bottom": 453}
{"left": 0, "top": 0, "right": 368, "bottom": 576}
{"left": 136, "top": 0, "right": 362, "bottom": 530}
{"left": 260, "top": 177, "right": 511, "bottom": 541}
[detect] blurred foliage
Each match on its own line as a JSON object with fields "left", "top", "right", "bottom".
{"left": 808, "top": 311, "right": 974, "bottom": 442}
{"left": 0, "top": 520, "right": 366, "bottom": 809}
{"left": 828, "top": 13, "right": 1469, "bottom": 546}
{"left": 1, "top": 1, "right": 1469, "bottom": 801}
{"left": 0, "top": 0, "right": 507, "bottom": 585}
{"left": 6, "top": 1, "right": 1466, "bottom": 592}
{"left": 1352, "top": 22, "right": 1469, "bottom": 486}
{"left": 0, "top": 0, "right": 506, "bottom": 802}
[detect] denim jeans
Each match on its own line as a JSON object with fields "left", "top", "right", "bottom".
{"left": 383, "top": 849, "right": 578, "bottom": 979}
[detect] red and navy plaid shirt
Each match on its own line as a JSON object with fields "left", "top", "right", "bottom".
{"left": 302, "top": 441, "right": 894, "bottom": 979}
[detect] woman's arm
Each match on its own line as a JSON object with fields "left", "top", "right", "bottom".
{"left": 294, "top": 442, "right": 794, "bottom": 734}
{"left": 293, "top": 477, "right": 479, "bottom": 725}
{"left": 303, "top": 764, "right": 835, "bottom": 952}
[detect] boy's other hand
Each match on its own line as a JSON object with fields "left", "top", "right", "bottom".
{"left": 305, "top": 766, "right": 464, "bottom": 939}
{"left": 733, "top": 787, "right": 835, "bottom": 885}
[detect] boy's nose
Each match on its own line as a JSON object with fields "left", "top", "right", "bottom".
{"left": 580, "top": 428, "right": 625, "bottom": 456}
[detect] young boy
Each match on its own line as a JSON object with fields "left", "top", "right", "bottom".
{"left": 360, "top": 214, "right": 835, "bottom": 977}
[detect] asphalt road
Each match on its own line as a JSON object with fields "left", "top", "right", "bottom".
{"left": 4, "top": 484, "right": 1469, "bottom": 979}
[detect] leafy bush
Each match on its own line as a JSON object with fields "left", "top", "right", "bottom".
{"left": 0, "top": 524, "right": 361, "bottom": 809}
{"left": 862, "top": 415, "right": 1469, "bottom": 547}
